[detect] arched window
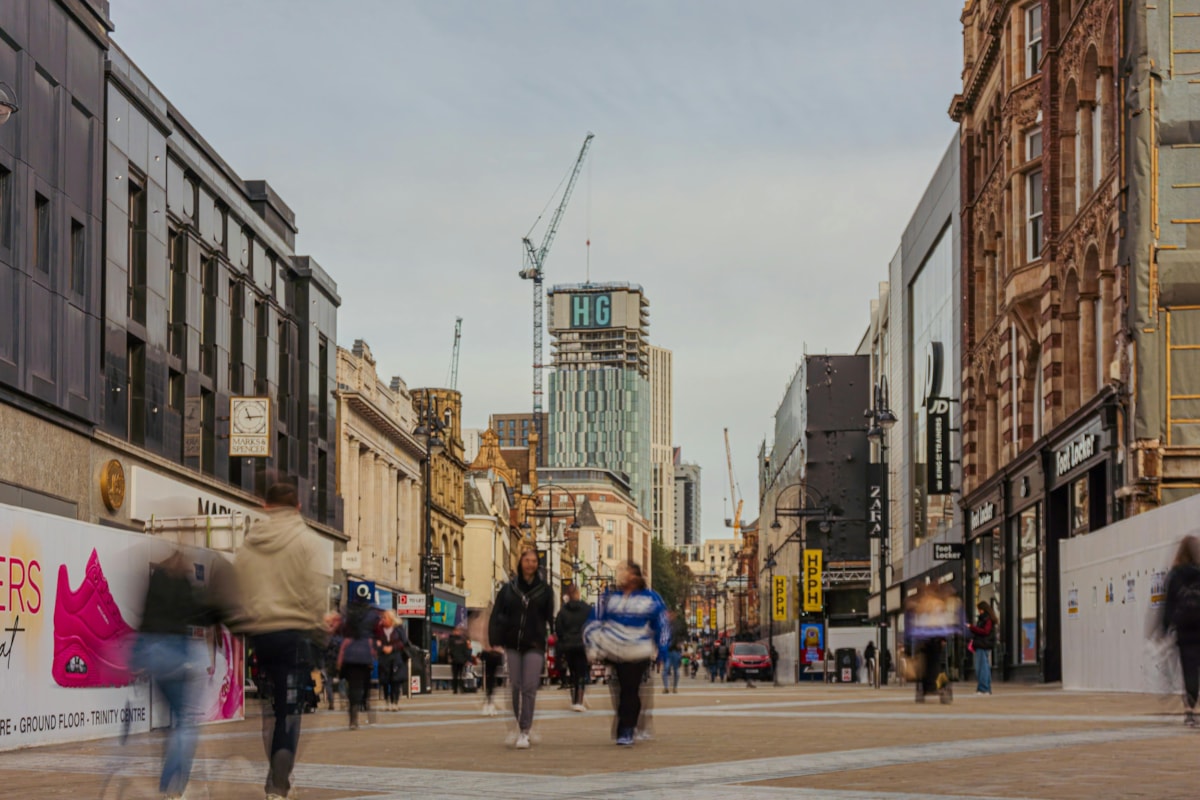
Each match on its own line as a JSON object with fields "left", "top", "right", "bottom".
{"left": 452, "top": 540, "right": 461, "bottom": 586}
{"left": 974, "top": 374, "right": 990, "bottom": 481}
{"left": 1082, "top": 246, "right": 1103, "bottom": 394}
{"left": 1062, "top": 271, "right": 1082, "bottom": 412}
{"left": 1061, "top": 80, "right": 1079, "bottom": 222}
{"left": 975, "top": 234, "right": 989, "bottom": 336}
{"left": 1080, "top": 47, "right": 1100, "bottom": 197}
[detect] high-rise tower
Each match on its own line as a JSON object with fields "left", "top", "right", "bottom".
{"left": 546, "top": 283, "right": 652, "bottom": 517}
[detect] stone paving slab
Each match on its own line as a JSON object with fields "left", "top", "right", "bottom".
{"left": 0, "top": 680, "right": 1187, "bottom": 799}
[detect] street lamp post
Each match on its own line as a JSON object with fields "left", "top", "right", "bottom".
{"left": 414, "top": 396, "right": 451, "bottom": 691}
{"left": 866, "top": 376, "right": 897, "bottom": 688}
{"left": 769, "top": 484, "right": 837, "bottom": 684}
{"left": 521, "top": 482, "right": 583, "bottom": 611}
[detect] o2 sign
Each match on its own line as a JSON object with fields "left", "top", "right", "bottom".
{"left": 570, "top": 293, "right": 612, "bottom": 328}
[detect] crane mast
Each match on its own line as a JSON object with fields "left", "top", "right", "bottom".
{"left": 519, "top": 133, "right": 594, "bottom": 466}
{"left": 724, "top": 427, "right": 742, "bottom": 540}
{"left": 448, "top": 317, "right": 462, "bottom": 391}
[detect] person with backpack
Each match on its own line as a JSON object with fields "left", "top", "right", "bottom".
{"left": 337, "top": 591, "right": 378, "bottom": 730}
{"left": 967, "top": 601, "right": 998, "bottom": 695}
{"left": 715, "top": 639, "right": 730, "bottom": 682}
{"left": 1160, "top": 535, "right": 1200, "bottom": 726}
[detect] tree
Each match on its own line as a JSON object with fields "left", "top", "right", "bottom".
{"left": 650, "top": 537, "right": 695, "bottom": 612}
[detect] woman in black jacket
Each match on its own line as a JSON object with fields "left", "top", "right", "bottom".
{"left": 375, "top": 610, "right": 410, "bottom": 711}
{"left": 488, "top": 548, "right": 553, "bottom": 749}
{"left": 1161, "top": 535, "right": 1200, "bottom": 726}
{"left": 555, "top": 584, "right": 593, "bottom": 711}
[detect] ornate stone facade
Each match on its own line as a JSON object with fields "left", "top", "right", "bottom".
{"left": 335, "top": 341, "right": 424, "bottom": 592}
{"left": 952, "top": 0, "right": 1120, "bottom": 494}
{"left": 412, "top": 387, "right": 467, "bottom": 590}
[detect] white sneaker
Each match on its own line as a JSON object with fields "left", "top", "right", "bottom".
{"left": 481, "top": 702, "right": 492, "bottom": 716}
{"left": 635, "top": 730, "right": 653, "bottom": 741}
{"left": 515, "top": 732, "right": 531, "bottom": 749}
{"left": 570, "top": 703, "right": 585, "bottom": 712}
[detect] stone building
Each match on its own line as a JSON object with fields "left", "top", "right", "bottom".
{"left": 951, "top": 0, "right": 1121, "bottom": 681}
{"left": 412, "top": 387, "right": 467, "bottom": 590}
{"left": 335, "top": 340, "right": 423, "bottom": 595}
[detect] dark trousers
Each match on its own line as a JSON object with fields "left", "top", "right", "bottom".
{"left": 251, "top": 631, "right": 310, "bottom": 799}
{"left": 343, "top": 664, "right": 371, "bottom": 725}
{"left": 1181, "top": 641, "right": 1200, "bottom": 709}
{"left": 612, "top": 659, "right": 650, "bottom": 736}
{"left": 481, "top": 651, "right": 503, "bottom": 700}
{"left": 451, "top": 661, "right": 467, "bottom": 693}
{"left": 563, "top": 647, "right": 589, "bottom": 705}
{"left": 917, "top": 639, "right": 943, "bottom": 696}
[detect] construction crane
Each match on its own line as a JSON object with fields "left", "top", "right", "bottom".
{"left": 447, "top": 317, "right": 463, "bottom": 391}
{"left": 519, "top": 133, "right": 594, "bottom": 465}
{"left": 724, "top": 427, "right": 744, "bottom": 540}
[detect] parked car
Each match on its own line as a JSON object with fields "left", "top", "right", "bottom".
{"left": 727, "top": 642, "right": 773, "bottom": 682}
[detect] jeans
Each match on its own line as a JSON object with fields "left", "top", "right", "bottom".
{"left": 974, "top": 648, "right": 992, "bottom": 694}
{"left": 505, "top": 649, "right": 544, "bottom": 733}
{"left": 133, "top": 633, "right": 202, "bottom": 795}
{"left": 613, "top": 659, "right": 651, "bottom": 737}
{"left": 343, "top": 663, "right": 371, "bottom": 726}
{"left": 481, "top": 650, "right": 503, "bottom": 701}
{"left": 251, "top": 630, "right": 311, "bottom": 799}
{"left": 717, "top": 659, "right": 727, "bottom": 681}
{"left": 662, "top": 651, "right": 681, "bottom": 691}
{"left": 451, "top": 661, "right": 467, "bottom": 693}
{"left": 563, "top": 647, "right": 590, "bottom": 705}
{"left": 1180, "top": 641, "right": 1200, "bottom": 709}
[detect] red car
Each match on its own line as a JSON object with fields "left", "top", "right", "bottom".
{"left": 727, "top": 642, "right": 773, "bottom": 682}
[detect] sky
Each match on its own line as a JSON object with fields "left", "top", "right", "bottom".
{"left": 112, "top": 0, "right": 964, "bottom": 543}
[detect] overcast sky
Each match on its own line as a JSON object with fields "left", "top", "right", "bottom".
{"left": 113, "top": 0, "right": 963, "bottom": 542}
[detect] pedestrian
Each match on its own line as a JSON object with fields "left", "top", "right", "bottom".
{"left": 225, "top": 481, "right": 327, "bottom": 800}
{"left": 584, "top": 560, "right": 670, "bottom": 746}
{"left": 715, "top": 638, "right": 730, "bottom": 682}
{"left": 469, "top": 604, "right": 504, "bottom": 716}
{"left": 864, "top": 640, "right": 877, "bottom": 687}
{"left": 321, "top": 612, "right": 343, "bottom": 710}
{"left": 555, "top": 584, "right": 593, "bottom": 712}
{"left": 447, "top": 623, "right": 472, "bottom": 694}
{"left": 131, "top": 549, "right": 222, "bottom": 800}
{"left": 904, "top": 583, "right": 962, "bottom": 704}
{"left": 662, "top": 609, "right": 687, "bottom": 693}
{"left": 1160, "top": 535, "right": 1200, "bottom": 726}
{"left": 967, "top": 601, "right": 998, "bottom": 696}
{"left": 376, "top": 610, "right": 410, "bottom": 711}
{"left": 488, "top": 547, "right": 553, "bottom": 749}
{"left": 338, "top": 587, "right": 378, "bottom": 729}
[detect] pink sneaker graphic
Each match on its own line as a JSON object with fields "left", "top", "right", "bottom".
{"left": 53, "top": 549, "right": 136, "bottom": 688}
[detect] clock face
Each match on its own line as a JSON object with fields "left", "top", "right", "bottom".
{"left": 232, "top": 398, "right": 269, "bottom": 435}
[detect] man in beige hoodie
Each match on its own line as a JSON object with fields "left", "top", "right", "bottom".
{"left": 230, "top": 481, "right": 326, "bottom": 800}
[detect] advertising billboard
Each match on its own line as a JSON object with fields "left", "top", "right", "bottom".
{"left": 0, "top": 503, "right": 244, "bottom": 750}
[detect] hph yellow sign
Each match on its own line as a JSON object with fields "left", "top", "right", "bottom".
{"left": 803, "top": 549, "right": 823, "bottom": 612}
{"left": 696, "top": 607, "right": 704, "bottom": 628}
{"left": 773, "top": 575, "right": 788, "bottom": 621}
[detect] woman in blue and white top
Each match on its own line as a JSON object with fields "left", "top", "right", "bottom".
{"left": 585, "top": 560, "right": 670, "bottom": 746}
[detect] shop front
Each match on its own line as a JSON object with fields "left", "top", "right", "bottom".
{"left": 1041, "top": 400, "right": 1118, "bottom": 682}
{"left": 1003, "top": 457, "right": 1044, "bottom": 681}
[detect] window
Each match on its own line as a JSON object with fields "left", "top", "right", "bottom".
{"left": 1026, "top": 128, "right": 1042, "bottom": 161}
{"left": 70, "top": 220, "right": 85, "bottom": 295}
{"left": 318, "top": 335, "right": 329, "bottom": 440}
{"left": 201, "top": 389, "right": 215, "bottom": 475}
{"left": 200, "top": 258, "right": 217, "bottom": 377}
{"left": 127, "top": 337, "right": 146, "bottom": 446}
{"left": 34, "top": 193, "right": 49, "bottom": 274}
{"left": 1093, "top": 77, "right": 1103, "bottom": 183}
{"left": 128, "top": 180, "right": 147, "bottom": 323}
{"left": 230, "top": 280, "right": 245, "bottom": 393}
{"left": 1025, "top": 4, "right": 1043, "bottom": 78}
{"left": 0, "top": 166, "right": 10, "bottom": 248}
{"left": 1027, "top": 170, "right": 1043, "bottom": 261}
{"left": 168, "top": 231, "right": 186, "bottom": 359}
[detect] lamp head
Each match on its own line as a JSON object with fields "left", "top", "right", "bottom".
{"left": 0, "top": 83, "right": 18, "bottom": 126}
{"left": 770, "top": 519, "right": 781, "bottom": 531}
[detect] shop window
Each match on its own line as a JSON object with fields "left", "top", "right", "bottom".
{"left": 1015, "top": 506, "right": 1040, "bottom": 665}
{"left": 1070, "top": 476, "right": 1090, "bottom": 536}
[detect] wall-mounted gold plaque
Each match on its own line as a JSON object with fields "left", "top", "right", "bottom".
{"left": 100, "top": 459, "right": 126, "bottom": 512}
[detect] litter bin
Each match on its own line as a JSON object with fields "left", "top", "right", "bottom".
{"left": 409, "top": 648, "right": 431, "bottom": 695}
{"left": 835, "top": 648, "right": 858, "bottom": 683}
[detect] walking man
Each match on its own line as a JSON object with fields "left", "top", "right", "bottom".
{"left": 228, "top": 481, "right": 327, "bottom": 800}
{"left": 447, "top": 624, "right": 471, "bottom": 694}
{"left": 864, "top": 640, "right": 877, "bottom": 687}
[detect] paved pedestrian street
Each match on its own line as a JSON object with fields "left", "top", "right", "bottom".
{"left": 1, "top": 678, "right": 1191, "bottom": 799}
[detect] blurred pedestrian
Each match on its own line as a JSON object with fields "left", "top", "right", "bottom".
{"left": 470, "top": 604, "right": 504, "bottom": 717}
{"left": 376, "top": 610, "right": 410, "bottom": 711}
{"left": 905, "top": 583, "right": 963, "bottom": 704}
{"left": 715, "top": 638, "right": 730, "bottom": 682}
{"left": 489, "top": 548, "right": 553, "bottom": 749}
{"left": 663, "top": 609, "right": 687, "bottom": 693}
{"left": 1160, "top": 535, "right": 1200, "bottom": 726}
{"left": 584, "top": 560, "right": 669, "bottom": 746}
{"left": 447, "top": 623, "right": 472, "bottom": 694}
{"left": 555, "top": 584, "right": 593, "bottom": 712}
{"left": 227, "top": 481, "right": 327, "bottom": 800}
{"left": 338, "top": 588, "right": 378, "bottom": 729}
{"left": 864, "top": 640, "right": 877, "bottom": 687}
{"left": 321, "top": 612, "right": 343, "bottom": 710}
{"left": 967, "top": 601, "right": 998, "bottom": 695}
{"left": 131, "top": 549, "right": 222, "bottom": 800}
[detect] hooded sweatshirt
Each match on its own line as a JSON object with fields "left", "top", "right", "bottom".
{"left": 229, "top": 506, "right": 326, "bottom": 635}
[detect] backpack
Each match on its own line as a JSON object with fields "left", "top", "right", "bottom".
{"left": 1173, "top": 581, "right": 1200, "bottom": 631}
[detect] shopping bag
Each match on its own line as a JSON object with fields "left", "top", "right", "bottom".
{"left": 1146, "top": 636, "right": 1182, "bottom": 695}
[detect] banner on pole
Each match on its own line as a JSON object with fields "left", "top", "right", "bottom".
{"left": 773, "top": 575, "right": 788, "bottom": 621}
{"left": 803, "top": 549, "right": 823, "bottom": 612}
